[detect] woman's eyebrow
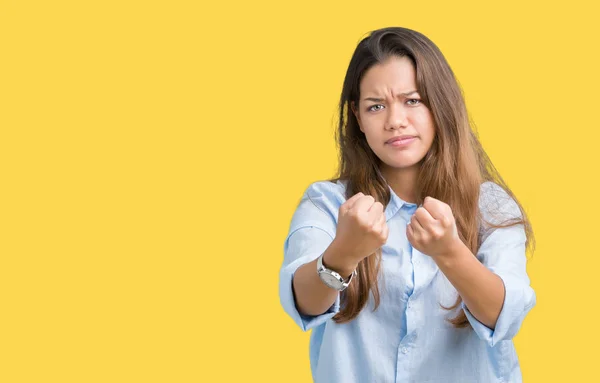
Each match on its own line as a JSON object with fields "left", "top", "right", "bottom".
{"left": 362, "top": 90, "right": 419, "bottom": 102}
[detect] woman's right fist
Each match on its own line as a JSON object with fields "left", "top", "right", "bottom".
{"left": 331, "top": 192, "right": 389, "bottom": 266}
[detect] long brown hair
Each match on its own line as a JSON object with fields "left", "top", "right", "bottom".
{"left": 329, "top": 27, "right": 535, "bottom": 327}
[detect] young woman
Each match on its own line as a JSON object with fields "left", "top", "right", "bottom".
{"left": 279, "top": 27, "right": 536, "bottom": 383}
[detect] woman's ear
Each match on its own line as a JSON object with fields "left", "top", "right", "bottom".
{"left": 351, "top": 101, "right": 363, "bottom": 132}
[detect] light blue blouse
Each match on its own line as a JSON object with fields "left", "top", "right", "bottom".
{"left": 279, "top": 179, "right": 536, "bottom": 383}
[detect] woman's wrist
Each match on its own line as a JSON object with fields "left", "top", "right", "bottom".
{"left": 323, "top": 240, "right": 359, "bottom": 279}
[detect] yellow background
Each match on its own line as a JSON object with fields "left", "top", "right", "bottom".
{"left": 1, "top": 0, "right": 598, "bottom": 381}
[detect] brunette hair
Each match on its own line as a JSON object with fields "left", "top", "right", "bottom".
{"left": 328, "top": 26, "right": 535, "bottom": 327}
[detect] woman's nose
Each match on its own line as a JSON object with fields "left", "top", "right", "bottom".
{"left": 386, "top": 104, "right": 408, "bottom": 130}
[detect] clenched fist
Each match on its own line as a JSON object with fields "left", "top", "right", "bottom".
{"left": 330, "top": 192, "right": 389, "bottom": 267}
{"left": 406, "top": 196, "right": 462, "bottom": 258}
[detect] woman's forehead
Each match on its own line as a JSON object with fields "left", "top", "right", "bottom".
{"left": 360, "top": 57, "right": 417, "bottom": 96}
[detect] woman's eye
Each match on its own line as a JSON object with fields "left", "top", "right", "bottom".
{"left": 367, "top": 105, "right": 384, "bottom": 112}
{"left": 368, "top": 100, "right": 421, "bottom": 111}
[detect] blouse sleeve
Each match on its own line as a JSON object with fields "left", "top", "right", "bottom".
{"left": 462, "top": 182, "right": 536, "bottom": 347}
{"left": 278, "top": 182, "right": 342, "bottom": 332}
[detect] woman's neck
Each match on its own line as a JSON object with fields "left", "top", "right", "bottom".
{"left": 381, "top": 164, "right": 420, "bottom": 204}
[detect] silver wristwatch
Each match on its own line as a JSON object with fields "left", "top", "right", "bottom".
{"left": 317, "top": 252, "right": 357, "bottom": 291}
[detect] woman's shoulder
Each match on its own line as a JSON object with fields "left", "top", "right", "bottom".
{"left": 304, "top": 178, "right": 348, "bottom": 203}
{"left": 478, "top": 181, "right": 523, "bottom": 225}
{"left": 287, "top": 180, "right": 348, "bottom": 234}
{"left": 295, "top": 178, "right": 350, "bottom": 219}
{"left": 479, "top": 181, "right": 508, "bottom": 198}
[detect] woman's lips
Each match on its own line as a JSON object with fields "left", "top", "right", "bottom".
{"left": 387, "top": 137, "right": 417, "bottom": 147}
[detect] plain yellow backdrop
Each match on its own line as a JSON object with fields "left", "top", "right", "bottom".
{"left": 1, "top": 0, "right": 598, "bottom": 381}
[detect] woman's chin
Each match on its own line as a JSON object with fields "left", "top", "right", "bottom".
{"left": 381, "top": 157, "right": 422, "bottom": 170}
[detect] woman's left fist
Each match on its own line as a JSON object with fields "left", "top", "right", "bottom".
{"left": 406, "top": 196, "right": 462, "bottom": 258}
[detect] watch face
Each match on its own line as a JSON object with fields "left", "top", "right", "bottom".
{"left": 319, "top": 272, "right": 342, "bottom": 289}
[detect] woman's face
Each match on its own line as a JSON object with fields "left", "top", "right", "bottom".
{"left": 352, "top": 56, "right": 436, "bottom": 172}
